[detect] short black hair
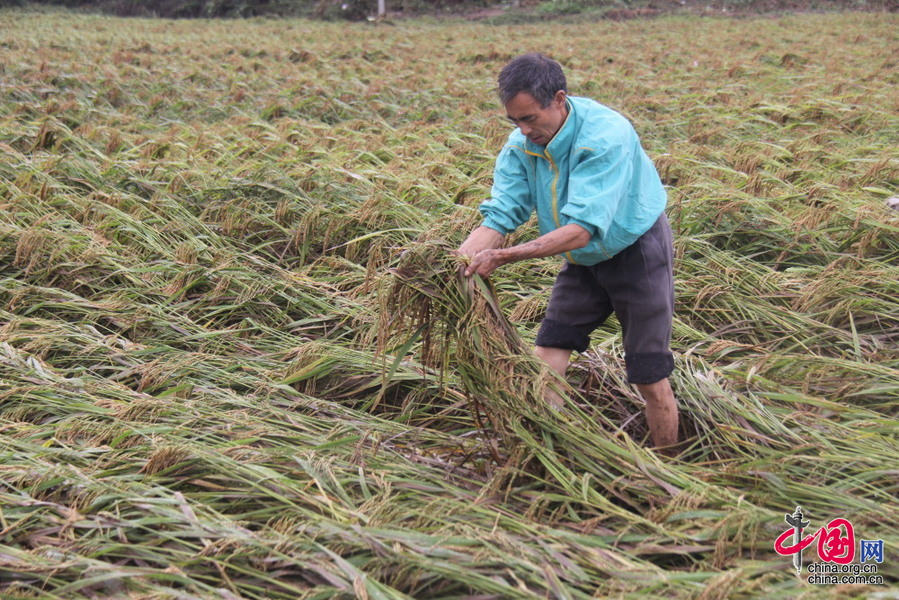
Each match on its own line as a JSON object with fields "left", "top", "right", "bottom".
{"left": 497, "top": 53, "right": 568, "bottom": 108}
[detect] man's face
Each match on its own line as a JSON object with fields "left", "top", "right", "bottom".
{"left": 504, "top": 90, "right": 568, "bottom": 147}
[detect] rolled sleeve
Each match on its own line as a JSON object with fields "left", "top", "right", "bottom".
{"left": 566, "top": 217, "right": 598, "bottom": 238}
{"left": 479, "top": 218, "right": 513, "bottom": 236}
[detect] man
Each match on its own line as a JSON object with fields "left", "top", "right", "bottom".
{"left": 457, "top": 53, "right": 679, "bottom": 452}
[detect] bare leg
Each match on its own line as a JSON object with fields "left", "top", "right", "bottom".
{"left": 534, "top": 346, "right": 571, "bottom": 409}
{"left": 535, "top": 345, "right": 571, "bottom": 377}
{"left": 535, "top": 347, "right": 680, "bottom": 453}
{"left": 634, "top": 378, "right": 679, "bottom": 452}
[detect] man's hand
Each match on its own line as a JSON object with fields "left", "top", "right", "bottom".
{"left": 457, "top": 226, "right": 506, "bottom": 278}
{"left": 457, "top": 226, "right": 505, "bottom": 258}
{"left": 464, "top": 248, "right": 508, "bottom": 278}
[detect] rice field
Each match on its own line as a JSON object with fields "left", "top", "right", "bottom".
{"left": 0, "top": 7, "right": 897, "bottom": 599}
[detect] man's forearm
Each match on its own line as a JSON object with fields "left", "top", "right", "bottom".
{"left": 498, "top": 224, "right": 590, "bottom": 262}
{"left": 464, "top": 224, "right": 590, "bottom": 277}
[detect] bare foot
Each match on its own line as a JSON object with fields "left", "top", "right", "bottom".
{"left": 652, "top": 440, "right": 685, "bottom": 459}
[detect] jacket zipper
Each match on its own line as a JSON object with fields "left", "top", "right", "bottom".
{"left": 544, "top": 148, "right": 578, "bottom": 264}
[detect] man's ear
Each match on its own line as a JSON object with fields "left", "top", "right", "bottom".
{"left": 553, "top": 90, "right": 567, "bottom": 107}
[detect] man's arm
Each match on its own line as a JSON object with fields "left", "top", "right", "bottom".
{"left": 463, "top": 223, "right": 590, "bottom": 278}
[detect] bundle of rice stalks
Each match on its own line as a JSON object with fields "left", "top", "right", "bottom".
{"left": 379, "top": 242, "right": 787, "bottom": 545}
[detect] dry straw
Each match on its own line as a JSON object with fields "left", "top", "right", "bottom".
{"left": 0, "top": 9, "right": 896, "bottom": 599}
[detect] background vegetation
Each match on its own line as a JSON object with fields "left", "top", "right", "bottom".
{"left": 0, "top": 7, "right": 897, "bottom": 599}
{"left": 3, "top": 0, "right": 897, "bottom": 19}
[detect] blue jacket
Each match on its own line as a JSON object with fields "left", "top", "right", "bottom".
{"left": 479, "top": 96, "right": 667, "bottom": 265}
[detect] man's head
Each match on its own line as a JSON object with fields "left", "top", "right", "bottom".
{"left": 498, "top": 53, "right": 568, "bottom": 108}
{"left": 498, "top": 53, "right": 569, "bottom": 146}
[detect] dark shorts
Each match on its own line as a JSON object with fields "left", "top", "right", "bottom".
{"left": 535, "top": 214, "right": 675, "bottom": 384}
